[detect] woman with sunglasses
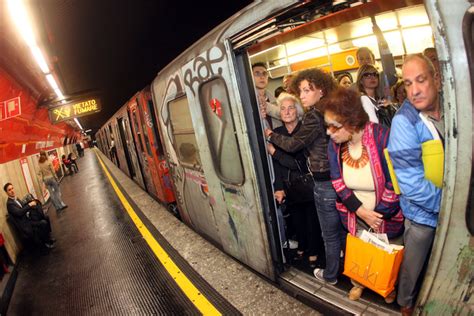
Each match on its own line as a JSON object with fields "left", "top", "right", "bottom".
{"left": 265, "top": 68, "right": 343, "bottom": 285}
{"left": 321, "top": 87, "right": 404, "bottom": 302}
{"left": 356, "top": 64, "right": 383, "bottom": 123}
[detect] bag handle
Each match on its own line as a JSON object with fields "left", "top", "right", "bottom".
{"left": 419, "top": 113, "right": 440, "bottom": 140}
{"left": 287, "top": 159, "right": 313, "bottom": 182}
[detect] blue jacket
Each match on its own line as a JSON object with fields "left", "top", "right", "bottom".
{"left": 387, "top": 100, "right": 443, "bottom": 228}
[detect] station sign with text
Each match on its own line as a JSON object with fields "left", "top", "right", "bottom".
{"left": 49, "top": 97, "right": 101, "bottom": 124}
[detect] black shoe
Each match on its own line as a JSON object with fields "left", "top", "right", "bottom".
{"left": 60, "top": 205, "right": 68, "bottom": 210}
{"left": 49, "top": 238, "right": 56, "bottom": 244}
{"left": 44, "top": 242, "right": 55, "bottom": 249}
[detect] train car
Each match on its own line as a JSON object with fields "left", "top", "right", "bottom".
{"left": 96, "top": 87, "right": 176, "bottom": 210}
{"left": 141, "top": 0, "right": 472, "bottom": 314}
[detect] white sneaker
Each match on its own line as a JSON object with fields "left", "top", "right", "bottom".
{"left": 288, "top": 239, "right": 298, "bottom": 249}
{"left": 282, "top": 240, "right": 298, "bottom": 249}
{"left": 313, "top": 268, "right": 337, "bottom": 285}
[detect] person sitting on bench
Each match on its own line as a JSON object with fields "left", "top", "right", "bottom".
{"left": 62, "top": 154, "right": 78, "bottom": 174}
{"left": 3, "top": 183, "right": 55, "bottom": 251}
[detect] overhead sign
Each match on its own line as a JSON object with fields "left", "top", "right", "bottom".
{"left": 49, "top": 97, "right": 101, "bottom": 124}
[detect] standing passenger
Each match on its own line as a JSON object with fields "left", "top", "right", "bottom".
{"left": 321, "top": 87, "right": 403, "bottom": 303}
{"left": 387, "top": 55, "right": 443, "bottom": 316}
{"left": 356, "top": 64, "right": 381, "bottom": 123}
{"left": 252, "top": 62, "right": 281, "bottom": 128}
{"left": 267, "top": 92, "right": 323, "bottom": 268}
{"left": 109, "top": 136, "right": 118, "bottom": 165}
{"left": 337, "top": 72, "right": 353, "bottom": 89}
{"left": 355, "top": 47, "right": 398, "bottom": 99}
{"left": 265, "top": 68, "right": 343, "bottom": 285}
{"left": 37, "top": 151, "right": 67, "bottom": 212}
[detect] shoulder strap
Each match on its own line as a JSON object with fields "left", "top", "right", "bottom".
{"left": 419, "top": 113, "right": 440, "bottom": 140}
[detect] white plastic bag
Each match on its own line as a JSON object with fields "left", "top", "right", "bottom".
{"left": 358, "top": 230, "right": 402, "bottom": 254}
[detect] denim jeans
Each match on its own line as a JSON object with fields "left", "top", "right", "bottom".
{"left": 313, "top": 180, "right": 343, "bottom": 282}
{"left": 44, "top": 177, "right": 66, "bottom": 211}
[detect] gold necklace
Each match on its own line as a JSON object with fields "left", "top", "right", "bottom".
{"left": 341, "top": 142, "right": 369, "bottom": 169}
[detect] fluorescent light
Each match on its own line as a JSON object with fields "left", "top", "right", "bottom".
{"left": 74, "top": 118, "right": 83, "bottom": 130}
{"left": 31, "top": 46, "right": 50, "bottom": 73}
{"left": 46, "top": 74, "right": 59, "bottom": 91}
{"left": 7, "top": 0, "right": 36, "bottom": 47}
{"left": 249, "top": 45, "right": 284, "bottom": 58}
{"left": 54, "top": 88, "right": 65, "bottom": 100}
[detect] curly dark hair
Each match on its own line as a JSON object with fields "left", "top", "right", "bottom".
{"left": 319, "top": 87, "right": 368, "bottom": 133}
{"left": 290, "top": 68, "right": 337, "bottom": 102}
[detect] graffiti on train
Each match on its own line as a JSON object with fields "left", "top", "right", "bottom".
{"left": 183, "top": 44, "right": 226, "bottom": 96}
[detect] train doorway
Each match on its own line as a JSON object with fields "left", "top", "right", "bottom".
{"left": 117, "top": 117, "right": 135, "bottom": 178}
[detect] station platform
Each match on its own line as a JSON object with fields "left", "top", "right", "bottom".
{"left": 7, "top": 149, "right": 317, "bottom": 315}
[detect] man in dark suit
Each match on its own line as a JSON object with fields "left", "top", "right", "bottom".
{"left": 3, "top": 183, "right": 55, "bottom": 250}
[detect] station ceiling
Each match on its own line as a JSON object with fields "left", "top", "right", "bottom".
{"left": 1, "top": 0, "right": 252, "bottom": 134}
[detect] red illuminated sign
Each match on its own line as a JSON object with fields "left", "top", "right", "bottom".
{"left": 0, "top": 97, "right": 21, "bottom": 120}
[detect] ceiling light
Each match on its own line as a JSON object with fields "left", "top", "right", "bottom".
{"left": 31, "top": 46, "right": 50, "bottom": 73}
{"left": 7, "top": 0, "right": 36, "bottom": 47}
{"left": 74, "top": 118, "right": 83, "bottom": 130}
{"left": 54, "top": 88, "right": 65, "bottom": 100}
{"left": 46, "top": 74, "right": 59, "bottom": 91}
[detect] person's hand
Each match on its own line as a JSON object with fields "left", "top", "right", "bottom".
{"left": 267, "top": 143, "right": 276, "bottom": 155}
{"left": 274, "top": 190, "right": 286, "bottom": 204}
{"left": 28, "top": 201, "right": 36, "bottom": 207}
{"left": 355, "top": 206, "right": 383, "bottom": 230}
{"left": 259, "top": 103, "right": 267, "bottom": 118}
{"left": 264, "top": 128, "right": 273, "bottom": 137}
{"left": 378, "top": 99, "right": 390, "bottom": 108}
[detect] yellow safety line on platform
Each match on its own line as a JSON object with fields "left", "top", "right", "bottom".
{"left": 95, "top": 152, "right": 221, "bottom": 316}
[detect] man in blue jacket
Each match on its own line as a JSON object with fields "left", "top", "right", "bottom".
{"left": 388, "top": 54, "right": 443, "bottom": 315}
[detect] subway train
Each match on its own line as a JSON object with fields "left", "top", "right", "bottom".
{"left": 95, "top": 0, "right": 473, "bottom": 314}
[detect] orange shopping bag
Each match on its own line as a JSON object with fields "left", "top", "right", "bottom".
{"left": 343, "top": 233, "right": 404, "bottom": 297}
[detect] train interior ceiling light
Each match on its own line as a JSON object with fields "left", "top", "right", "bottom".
{"left": 249, "top": 4, "right": 432, "bottom": 77}
{"left": 7, "top": 0, "right": 66, "bottom": 102}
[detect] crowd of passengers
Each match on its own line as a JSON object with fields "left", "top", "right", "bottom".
{"left": 254, "top": 46, "right": 443, "bottom": 316}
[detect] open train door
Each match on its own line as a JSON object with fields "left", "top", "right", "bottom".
{"left": 176, "top": 42, "right": 276, "bottom": 278}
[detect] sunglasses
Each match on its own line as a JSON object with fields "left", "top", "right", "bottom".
{"left": 326, "top": 123, "right": 343, "bottom": 133}
{"left": 362, "top": 72, "right": 379, "bottom": 78}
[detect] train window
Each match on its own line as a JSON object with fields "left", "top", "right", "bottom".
{"left": 136, "top": 100, "right": 153, "bottom": 157}
{"left": 146, "top": 98, "right": 165, "bottom": 156}
{"left": 199, "top": 77, "right": 244, "bottom": 185}
{"left": 168, "top": 96, "right": 202, "bottom": 169}
{"left": 130, "top": 109, "right": 145, "bottom": 153}
{"left": 114, "top": 124, "right": 121, "bottom": 150}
